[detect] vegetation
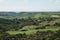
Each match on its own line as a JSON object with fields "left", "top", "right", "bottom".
{"left": 0, "top": 12, "right": 60, "bottom": 40}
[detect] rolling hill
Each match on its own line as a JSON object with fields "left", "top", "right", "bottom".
{"left": 0, "top": 12, "right": 60, "bottom": 19}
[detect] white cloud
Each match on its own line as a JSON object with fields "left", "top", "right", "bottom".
{"left": 0, "top": 0, "right": 60, "bottom": 11}
{"left": 49, "top": 0, "right": 54, "bottom": 2}
{"left": 0, "top": 0, "right": 5, "bottom": 3}
{"left": 54, "top": 0, "right": 60, "bottom": 4}
{"left": 23, "top": 0, "right": 28, "bottom": 2}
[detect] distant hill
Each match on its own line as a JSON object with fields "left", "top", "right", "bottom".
{"left": 0, "top": 12, "right": 16, "bottom": 16}
{"left": 0, "top": 12, "right": 60, "bottom": 18}
{"left": 17, "top": 12, "right": 60, "bottom": 18}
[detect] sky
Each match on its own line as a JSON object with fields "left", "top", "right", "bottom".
{"left": 0, "top": 0, "right": 60, "bottom": 12}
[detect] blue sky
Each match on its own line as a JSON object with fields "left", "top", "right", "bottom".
{"left": 0, "top": 0, "right": 60, "bottom": 12}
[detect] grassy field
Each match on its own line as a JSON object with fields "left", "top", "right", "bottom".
{"left": 0, "top": 12, "right": 60, "bottom": 40}
{"left": 7, "top": 26, "right": 60, "bottom": 35}
{"left": 0, "top": 12, "right": 60, "bottom": 35}
{"left": 6, "top": 16, "right": 60, "bottom": 35}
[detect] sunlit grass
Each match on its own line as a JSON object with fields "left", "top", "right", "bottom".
{"left": 7, "top": 26, "right": 60, "bottom": 35}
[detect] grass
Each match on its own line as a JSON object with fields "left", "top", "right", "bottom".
{"left": 7, "top": 26, "right": 60, "bottom": 35}
{"left": 2, "top": 13, "right": 60, "bottom": 35}
{"left": 20, "top": 25, "right": 37, "bottom": 30}
{"left": 6, "top": 18, "right": 60, "bottom": 35}
{"left": 34, "top": 14, "right": 47, "bottom": 18}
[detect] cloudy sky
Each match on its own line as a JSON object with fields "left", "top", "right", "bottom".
{"left": 0, "top": 0, "right": 60, "bottom": 12}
